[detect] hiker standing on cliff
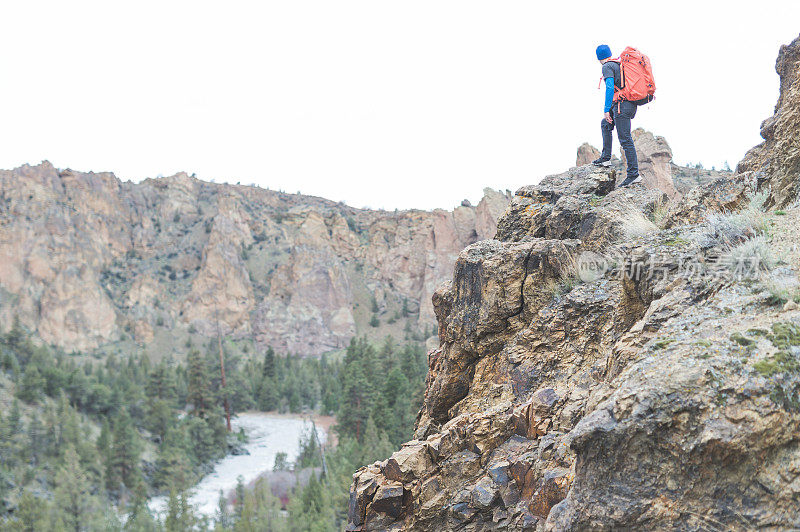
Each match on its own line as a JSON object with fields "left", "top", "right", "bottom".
{"left": 591, "top": 44, "right": 656, "bottom": 187}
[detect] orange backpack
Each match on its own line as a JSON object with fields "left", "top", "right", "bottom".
{"left": 612, "top": 47, "right": 656, "bottom": 104}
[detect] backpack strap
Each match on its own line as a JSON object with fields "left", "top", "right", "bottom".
{"left": 598, "top": 58, "right": 621, "bottom": 89}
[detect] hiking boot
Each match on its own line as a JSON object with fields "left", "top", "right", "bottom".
{"left": 592, "top": 157, "right": 612, "bottom": 167}
{"left": 619, "top": 175, "right": 642, "bottom": 187}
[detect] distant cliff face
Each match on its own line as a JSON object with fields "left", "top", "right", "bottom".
{"left": 0, "top": 163, "right": 509, "bottom": 356}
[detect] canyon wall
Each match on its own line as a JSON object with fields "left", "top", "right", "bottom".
{"left": 0, "top": 165, "right": 509, "bottom": 357}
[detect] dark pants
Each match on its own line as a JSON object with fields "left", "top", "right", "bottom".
{"left": 600, "top": 100, "right": 639, "bottom": 179}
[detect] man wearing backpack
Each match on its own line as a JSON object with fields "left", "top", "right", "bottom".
{"left": 592, "top": 44, "right": 656, "bottom": 187}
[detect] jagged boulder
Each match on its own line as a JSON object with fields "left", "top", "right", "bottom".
{"left": 351, "top": 173, "right": 800, "bottom": 530}
{"left": 496, "top": 166, "right": 664, "bottom": 253}
{"left": 423, "top": 238, "right": 580, "bottom": 427}
{"left": 738, "top": 33, "right": 800, "bottom": 208}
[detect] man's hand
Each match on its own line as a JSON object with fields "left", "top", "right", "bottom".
{"left": 604, "top": 112, "right": 613, "bottom": 124}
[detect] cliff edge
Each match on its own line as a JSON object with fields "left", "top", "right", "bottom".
{"left": 348, "top": 35, "right": 800, "bottom": 531}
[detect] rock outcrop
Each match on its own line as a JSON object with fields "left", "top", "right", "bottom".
{"left": 0, "top": 164, "right": 510, "bottom": 356}
{"left": 738, "top": 33, "right": 800, "bottom": 208}
{"left": 346, "top": 38, "right": 800, "bottom": 531}
{"left": 662, "top": 172, "right": 756, "bottom": 229}
{"left": 349, "top": 162, "right": 800, "bottom": 528}
{"left": 620, "top": 129, "right": 678, "bottom": 199}
{"left": 574, "top": 143, "right": 600, "bottom": 166}
{"left": 577, "top": 130, "right": 731, "bottom": 198}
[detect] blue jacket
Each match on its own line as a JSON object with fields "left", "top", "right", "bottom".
{"left": 604, "top": 77, "right": 614, "bottom": 113}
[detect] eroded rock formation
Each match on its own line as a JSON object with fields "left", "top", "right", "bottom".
{"left": 621, "top": 129, "right": 678, "bottom": 198}
{"left": 738, "top": 33, "right": 800, "bottom": 208}
{"left": 0, "top": 164, "right": 510, "bottom": 356}
{"left": 349, "top": 161, "right": 800, "bottom": 529}
{"left": 574, "top": 143, "right": 599, "bottom": 167}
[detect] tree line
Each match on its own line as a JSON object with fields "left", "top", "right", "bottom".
{"left": 0, "top": 318, "right": 428, "bottom": 530}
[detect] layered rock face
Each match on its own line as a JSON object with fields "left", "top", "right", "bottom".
{"left": 0, "top": 164, "right": 509, "bottom": 356}
{"left": 349, "top": 161, "right": 800, "bottom": 529}
{"left": 738, "top": 33, "right": 800, "bottom": 208}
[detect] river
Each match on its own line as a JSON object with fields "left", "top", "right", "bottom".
{"left": 149, "top": 412, "right": 328, "bottom": 518}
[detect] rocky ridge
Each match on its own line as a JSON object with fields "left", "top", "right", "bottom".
{"left": 348, "top": 35, "right": 800, "bottom": 531}
{"left": 577, "top": 130, "right": 731, "bottom": 197}
{"left": 0, "top": 165, "right": 509, "bottom": 356}
{"left": 349, "top": 163, "right": 800, "bottom": 531}
{"left": 738, "top": 33, "right": 800, "bottom": 208}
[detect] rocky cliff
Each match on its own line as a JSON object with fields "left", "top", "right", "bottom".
{"left": 0, "top": 164, "right": 509, "bottom": 357}
{"left": 738, "top": 33, "right": 800, "bottom": 208}
{"left": 348, "top": 36, "right": 800, "bottom": 531}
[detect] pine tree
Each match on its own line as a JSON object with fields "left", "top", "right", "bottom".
{"left": 124, "top": 496, "right": 159, "bottom": 532}
{"left": 361, "top": 416, "right": 396, "bottom": 465}
{"left": 7, "top": 399, "right": 21, "bottom": 434}
{"left": 146, "top": 361, "right": 177, "bottom": 404}
{"left": 154, "top": 428, "right": 193, "bottom": 491}
{"left": 27, "top": 415, "right": 45, "bottom": 466}
{"left": 6, "top": 314, "right": 24, "bottom": 349}
{"left": 216, "top": 489, "right": 230, "bottom": 529}
{"left": 109, "top": 409, "right": 142, "bottom": 494}
{"left": 183, "top": 414, "right": 223, "bottom": 465}
{"left": 337, "top": 362, "right": 372, "bottom": 441}
{"left": 17, "top": 364, "right": 45, "bottom": 403}
{"left": 243, "top": 478, "right": 287, "bottom": 531}
{"left": 379, "top": 336, "right": 398, "bottom": 372}
{"left": 234, "top": 475, "right": 246, "bottom": 520}
{"left": 273, "top": 452, "right": 289, "bottom": 471}
{"left": 14, "top": 491, "right": 54, "bottom": 531}
{"left": 258, "top": 378, "right": 280, "bottom": 411}
{"left": 301, "top": 473, "right": 324, "bottom": 515}
{"left": 187, "top": 349, "right": 212, "bottom": 418}
{"left": 296, "top": 427, "right": 321, "bottom": 469}
{"left": 96, "top": 417, "right": 113, "bottom": 492}
{"left": 262, "top": 346, "right": 276, "bottom": 379}
{"left": 164, "top": 490, "right": 196, "bottom": 532}
{"left": 146, "top": 398, "right": 174, "bottom": 443}
{"left": 54, "top": 446, "right": 94, "bottom": 532}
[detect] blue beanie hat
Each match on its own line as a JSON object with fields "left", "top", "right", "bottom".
{"left": 596, "top": 44, "right": 612, "bottom": 61}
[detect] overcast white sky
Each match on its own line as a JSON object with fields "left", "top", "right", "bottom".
{"left": 1, "top": 2, "right": 798, "bottom": 210}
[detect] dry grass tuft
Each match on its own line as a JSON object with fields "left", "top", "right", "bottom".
{"left": 693, "top": 191, "right": 770, "bottom": 248}
{"left": 649, "top": 199, "right": 671, "bottom": 229}
{"left": 719, "top": 236, "right": 775, "bottom": 279}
